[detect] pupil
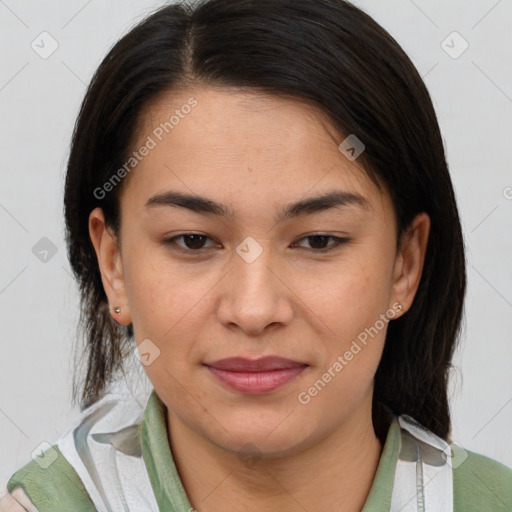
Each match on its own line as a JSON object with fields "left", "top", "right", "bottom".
{"left": 185, "top": 235, "right": 205, "bottom": 249}
{"left": 309, "top": 235, "right": 328, "bottom": 249}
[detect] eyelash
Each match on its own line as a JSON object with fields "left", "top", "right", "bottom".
{"left": 162, "top": 233, "right": 350, "bottom": 254}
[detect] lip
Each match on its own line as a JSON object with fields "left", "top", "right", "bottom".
{"left": 203, "top": 356, "right": 309, "bottom": 394}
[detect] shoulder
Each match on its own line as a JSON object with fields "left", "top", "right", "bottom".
{"left": 452, "top": 444, "right": 512, "bottom": 511}
{"left": 4, "top": 375, "right": 154, "bottom": 512}
{"left": 6, "top": 444, "right": 96, "bottom": 512}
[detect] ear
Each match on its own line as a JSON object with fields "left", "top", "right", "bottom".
{"left": 391, "top": 212, "right": 430, "bottom": 315}
{"left": 88, "top": 207, "right": 131, "bottom": 325}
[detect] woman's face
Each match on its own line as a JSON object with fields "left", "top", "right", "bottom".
{"left": 90, "top": 86, "right": 429, "bottom": 458}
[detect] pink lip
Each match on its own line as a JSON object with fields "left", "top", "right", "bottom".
{"left": 204, "top": 357, "right": 308, "bottom": 394}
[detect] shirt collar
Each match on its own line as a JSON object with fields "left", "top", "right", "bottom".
{"left": 140, "top": 389, "right": 400, "bottom": 511}
{"left": 140, "top": 389, "right": 192, "bottom": 511}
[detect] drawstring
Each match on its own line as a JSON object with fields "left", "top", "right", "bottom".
{"left": 416, "top": 443, "right": 425, "bottom": 512}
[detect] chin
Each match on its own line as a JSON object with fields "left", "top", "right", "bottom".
{"left": 204, "top": 410, "right": 318, "bottom": 458}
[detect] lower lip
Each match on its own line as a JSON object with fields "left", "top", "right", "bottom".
{"left": 205, "top": 366, "right": 307, "bottom": 394}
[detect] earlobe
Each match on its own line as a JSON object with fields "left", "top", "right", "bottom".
{"left": 88, "top": 207, "right": 132, "bottom": 325}
{"left": 391, "top": 212, "right": 430, "bottom": 316}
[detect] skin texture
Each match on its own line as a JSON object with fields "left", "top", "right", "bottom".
{"left": 0, "top": 488, "right": 37, "bottom": 511}
{"left": 89, "top": 86, "right": 430, "bottom": 511}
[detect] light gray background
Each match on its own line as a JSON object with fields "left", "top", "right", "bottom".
{"left": 1, "top": 0, "right": 511, "bottom": 493}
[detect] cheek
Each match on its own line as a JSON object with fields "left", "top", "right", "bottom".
{"left": 123, "top": 247, "right": 218, "bottom": 385}
{"left": 310, "top": 257, "right": 391, "bottom": 332}
{"left": 305, "top": 253, "right": 392, "bottom": 387}
{"left": 123, "top": 245, "right": 209, "bottom": 334}
{"left": 299, "top": 281, "right": 389, "bottom": 423}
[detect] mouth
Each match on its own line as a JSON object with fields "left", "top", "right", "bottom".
{"left": 203, "top": 356, "right": 309, "bottom": 394}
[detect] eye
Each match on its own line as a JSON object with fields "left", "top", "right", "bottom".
{"left": 291, "top": 234, "right": 350, "bottom": 252}
{"left": 163, "top": 233, "right": 220, "bottom": 252}
{"left": 162, "top": 233, "right": 350, "bottom": 254}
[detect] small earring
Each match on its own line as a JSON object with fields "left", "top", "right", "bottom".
{"left": 113, "top": 307, "right": 121, "bottom": 315}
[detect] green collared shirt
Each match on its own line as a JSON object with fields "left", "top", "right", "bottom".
{"left": 7, "top": 390, "right": 512, "bottom": 511}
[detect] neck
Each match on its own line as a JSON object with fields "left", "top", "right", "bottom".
{"left": 167, "top": 398, "right": 386, "bottom": 512}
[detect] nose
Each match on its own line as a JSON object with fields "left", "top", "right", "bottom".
{"left": 216, "top": 240, "right": 294, "bottom": 335}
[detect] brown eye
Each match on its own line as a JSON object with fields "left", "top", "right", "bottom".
{"left": 163, "top": 234, "right": 219, "bottom": 252}
{"left": 306, "top": 235, "right": 331, "bottom": 250}
{"left": 180, "top": 234, "right": 208, "bottom": 250}
{"left": 292, "top": 235, "right": 350, "bottom": 252}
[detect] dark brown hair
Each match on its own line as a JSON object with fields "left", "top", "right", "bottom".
{"left": 64, "top": 0, "right": 466, "bottom": 439}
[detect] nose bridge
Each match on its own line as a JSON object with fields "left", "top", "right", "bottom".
{"left": 217, "top": 235, "right": 292, "bottom": 332}
{"left": 232, "top": 235, "right": 277, "bottom": 299}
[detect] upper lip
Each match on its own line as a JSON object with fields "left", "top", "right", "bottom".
{"left": 203, "top": 356, "right": 308, "bottom": 372}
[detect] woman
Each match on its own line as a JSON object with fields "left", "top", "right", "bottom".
{"left": 2, "top": 0, "right": 511, "bottom": 510}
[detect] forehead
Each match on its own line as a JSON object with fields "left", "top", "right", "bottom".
{"left": 138, "top": 86, "right": 343, "bottom": 153}
{"left": 121, "top": 86, "right": 390, "bottom": 217}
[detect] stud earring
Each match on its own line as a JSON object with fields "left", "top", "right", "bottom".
{"left": 113, "top": 307, "right": 121, "bottom": 315}
{"left": 396, "top": 304, "right": 403, "bottom": 311}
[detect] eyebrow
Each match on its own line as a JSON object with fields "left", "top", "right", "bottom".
{"left": 144, "top": 189, "right": 371, "bottom": 222}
